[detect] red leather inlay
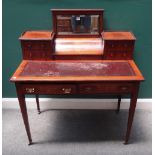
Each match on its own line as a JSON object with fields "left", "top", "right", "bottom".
{"left": 20, "top": 61, "right": 135, "bottom": 77}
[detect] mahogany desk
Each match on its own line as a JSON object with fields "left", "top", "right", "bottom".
{"left": 10, "top": 60, "right": 144, "bottom": 145}
{"left": 10, "top": 9, "right": 144, "bottom": 145}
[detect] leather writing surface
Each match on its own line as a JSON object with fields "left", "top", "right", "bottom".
{"left": 20, "top": 61, "right": 135, "bottom": 77}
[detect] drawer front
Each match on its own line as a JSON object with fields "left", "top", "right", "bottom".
{"left": 121, "top": 41, "right": 134, "bottom": 50}
{"left": 105, "top": 41, "right": 134, "bottom": 50}
{"left": 22, "top": 40, "right": 51, "bottom": 50}
{"left": 22, "top": 84, "right": 77, "bottom": 94}
{"left": 79, "top": 83, "right": 133, "bottom": 94}
{"left": 21, "top": 40, "right": 52, "bottom": 60}
{"left": 57, "top": 19, "right": 71, "bottom": 26}
{"left": 104, "top": 40, "right": 134, "bottom": 59}
{"left": 105, "top": 41, "right": 120, "bottom": 50}
{"left": 57, "top": 26, "right": 72, "bottom": 32}
{"left": 105, "top": 51, "right": 132, "bottom": 60}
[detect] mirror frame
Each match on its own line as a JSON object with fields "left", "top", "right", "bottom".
{"left": 51, "top": 9, "right": 104, "bottom": 37}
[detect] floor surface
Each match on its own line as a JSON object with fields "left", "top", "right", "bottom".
{"left": 2, "top": 109, "right": 152, "bottom": 155}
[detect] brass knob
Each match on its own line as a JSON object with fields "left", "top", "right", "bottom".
{"left": 27, "top": 44, "right": 32, "bottom": 49}
{"left": 110, "top": 53, "right": 114, "bottom": 57}
{"left": 124, "top": 44, "right": 128, "bottom": 47}
{"left": 26, "top": 88, "right": 35, "bottom": 93}
{"left": 123, "top": 53, "right": 126, "bottom": 57}
{"left": 62, "top": 88, "right": 72, "bottom": 94}
{"left": 29, "top": 52, "right": 32, "bottom": 58}
{"left": 111, "top": 44, "right": 114, "bottom": 48}
{"left": 41, "top": 44, "right": 45, "bottom": 48}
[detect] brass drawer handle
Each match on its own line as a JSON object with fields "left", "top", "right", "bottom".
{"left": 120, "top": 86, "right": 128, "bottom": 91}
{"left": 26, "top": 88, "right": 35, "bottom": 93}
{"left": 85, "top": 87, "right": 93, "bottom": 91}
{"left": 62, "top": 88, "right": 72, "bottom": 94}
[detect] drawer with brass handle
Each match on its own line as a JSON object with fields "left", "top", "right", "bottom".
{"left": 83, "top": 86, "right": 97, "bottom": 93}
{"left": 119, "top": 86, "right": 130, "bottom": 91}
{"left": 22, "top": 84, "right": 77, "bottom": 94}
{"left": 79, "top": 83, "right": 133, "bottom": 94}
{"left": 62, "top": 88, "right": 72, "bottom": 94}
{"left": 79, "top": 84, "right": 101, "bottom": 94}
{"left": 25, "top": 88, "right": 35, "bottom": 93}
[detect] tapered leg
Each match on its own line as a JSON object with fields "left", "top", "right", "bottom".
{"left": 36, "top": 94, "right": 41, "bottom": 114}
{"left": 124, "top": 83, "right": 139, "bottom": 144}
{"left": 17, "top": 93, "right": 32, "bottom": 145}
{"left": 116, "top": 95, "right": 121, "bottom": 113}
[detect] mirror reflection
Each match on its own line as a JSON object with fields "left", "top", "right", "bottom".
{"left": 57, "top": 15, "right": 99, "bottom": 34}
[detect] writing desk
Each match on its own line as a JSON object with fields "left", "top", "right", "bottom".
{"left": 10, "top": 60, "right": 144, "bottom": 145}
{"left": 10, "top": 9, "right": 144, "bottom": 145}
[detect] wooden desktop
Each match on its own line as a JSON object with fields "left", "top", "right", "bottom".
{"left": 10, "top": 9, "right": 144, "bottom": 145}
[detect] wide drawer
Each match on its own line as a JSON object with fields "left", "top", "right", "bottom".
{"left": 22, "top": 84, "right": 77, "bottom": 94}
{"left": 21, "top": 82, "right": 133, "bottom": 95}
{"left": 79, "top": 82, "right": 133, "bottom": 94}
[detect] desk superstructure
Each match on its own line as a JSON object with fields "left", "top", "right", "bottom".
{"left": 10, "top": 9, "right": 144, "bottom": 145}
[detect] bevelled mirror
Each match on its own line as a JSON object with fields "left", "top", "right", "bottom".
{"left": 51, "top": 9, "right": 104, "bottom": 36}
{"left": 56, "top": 15, "right": 99, "bottom": 34}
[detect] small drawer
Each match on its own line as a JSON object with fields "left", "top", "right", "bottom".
{"left": 119, "top": 41, "right": 134, "bottom": 52}
{"left": 121, "top": 52, "right": 127, "bottom": 57}
{"left": 105, "top": 41, "right": 118, "bottom": 49}
{"left": 38, "top": 41, "right": 51, "bottom": 50}
{"left": 104, "top": 51, "right": 122, "bottom": 59}
{"left": 57, "top": 19, "right": 64, "bottom": 25}
{"left": 57, "top": 19, "right": 70, "bottom": 26}
{"left": 57, "top": 27, "right": 65, "bottom": 32}
{"left": 21, "top": 40, "right": 52, "bottom": 60}
{"left": 105, "top": 51, "right": 130, "bottom": 60}
{"left": 21, "top": 40, "right": 51, "bottom": 51}
{"left": 22, "top": 84, "right": 77, "bottom": 95}
{"left": 22, "top": 41, "right": 35, "bottom": 50}
{"left": 107, "top": 51, "right": 115, "bottom": 58}
{"left": 57, "top": 26, "right": 71, "bottom": 32}
{"left": 104, "top": 40, "right": 134, "bottom": 59}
